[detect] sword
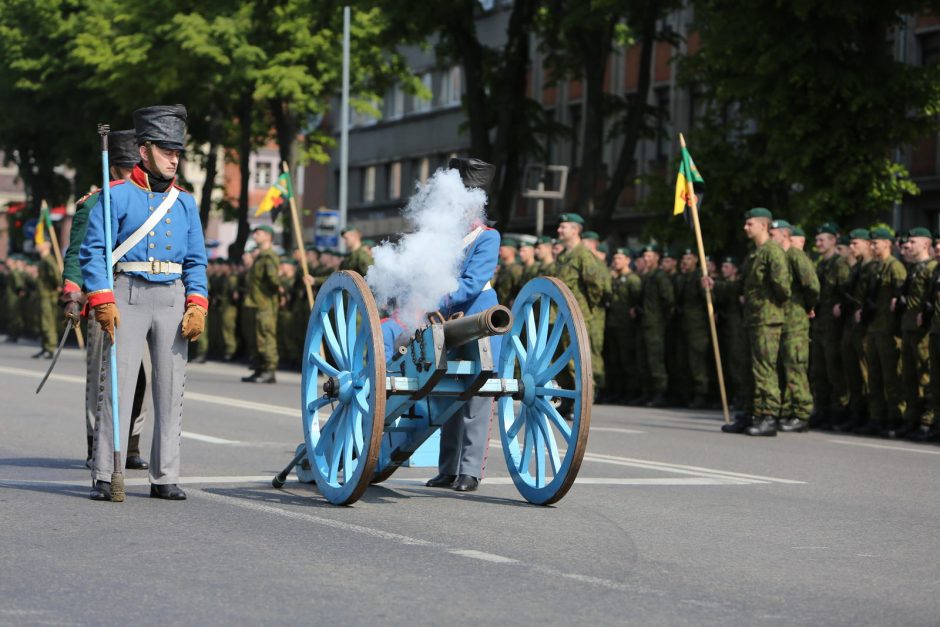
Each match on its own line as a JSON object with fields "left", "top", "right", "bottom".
{"left": 35, "top": 318, "right": 73, "bottom": 394}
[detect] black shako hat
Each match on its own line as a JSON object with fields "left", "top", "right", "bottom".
{"left": 449, "top": 157, "right": 495, "bottom": 189}
{"left": 133, "top": 104, "right": 187, "bottom": 151}
{"left": 109, "top": 129, "right": 138, "bottom": 167}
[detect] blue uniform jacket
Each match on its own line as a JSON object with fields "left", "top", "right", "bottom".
{"left": 382, "top": 227, "right": 501, "bottom": 363}
{"left": 80, "top": 165, "right": 208, "bottom": 309}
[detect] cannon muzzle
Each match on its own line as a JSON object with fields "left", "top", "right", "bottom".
{"left": 442, "top": 305, "right": 513, "bottom": 348}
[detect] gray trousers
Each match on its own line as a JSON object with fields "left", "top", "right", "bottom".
{"left": 85, "top": 317, "right": 151, "bottom": 450}
{"left": 439, "top": 396, "right": 494, "bottom": 479}
{"left": 92, "top": 275, "right": 187, "bottom": 485}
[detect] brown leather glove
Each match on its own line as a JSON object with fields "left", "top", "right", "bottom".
{"left": 94, "top": 303, "right": 120, "bottom": 342}
{"left": 61, "top": 290, "right": 85, "bottom": 325}
{"left": 181, "top": 304, "right": 207, "bottom": 342}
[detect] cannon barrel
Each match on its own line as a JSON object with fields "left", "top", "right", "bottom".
{"left": 442, "top": 305, "right": 513, "bottom": 348}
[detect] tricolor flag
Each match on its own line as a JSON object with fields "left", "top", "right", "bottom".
{"left": 255, "top": 171, "right": 292, "bottom": 217}
{"left": 34, "top": 204, "right": 53, "bottom": 246}
{"left": 673, "top": 136, "right": 704, "bottom": 217}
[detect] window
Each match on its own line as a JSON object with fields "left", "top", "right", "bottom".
{"left": 362, "top": 166, "right": 376, "bottom": 203}
{"left": 440, "top": 66, "right": 462, "bottom": 107}
{"left": 254, "top": 161, "right": 273, "bottom": 188}
{"left": 387, "top": 84, "right": 404, "bottom": 119}
{"left": 387, "top": 161, "right": 402, "bottom": 199}
{"left": 414, "top": 73, "right": 433, "bottom": 113}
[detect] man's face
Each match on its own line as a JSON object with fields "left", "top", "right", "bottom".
{"left": 744, "top": 218, "right": 766, "bottom": 241}
{"left": 342, "top": 231, "right": 360, "bottom": 249}
{"left": 706, "top": 259, "right": 717, "bottom": 276}
{"left": 519, "top": 246, "right": 534, "bottom": 264}
{"left": 721, "top": 262, "right": 737, "bottom": 280}
{"left": 642, "top": 251, "right": 659, "bottom": 269}
{"left": 552, "top": 242, "right": 564, "bottom": 257}
{"left": 770, "top": 228, "right": 788, "bottom": 245}
{"left": 680, "top": 253, "right": 697, "bottom": 273}
{"left": 635, "top": 257, "right": 647, "bottom": 274}
{"left": 556, "top": 221, "right": 579, "bottom": 243}
{"left": 141, "top": 144, "right": 181, "bottom": 179}
{"left": 791, "top": 236, "right": 805, "bottom": 251}
{"left": 901, "top": 239, "right": 914, "bottom": 262}
{"left": 815, "top": 233, "right": 835, "bottom": 255}
{"left": 934, "top": 240, "right": 940, "bottom": 258}
{"left": 849, "top": 238, "right": 871, "bottom": 259}
{"left": 499, "top": 246, "right": 516, "bottom": 263}
{"left": 307, "top": 251, "right": 319, "bottom": 267}
{"left": 535, "top": 243, "right": 553, "bottom": 262}
{"left": 582, "top": 239, "right": 598, "bottom": 252}
{"left": 871, "top": 238, "right": 892, "bottom": 257}
{"left": 661, "top": 257, "right": 676, "bottom": 272}
{"left": 611, "top": 253, "right": 628, "bottom": 272}
{"left": 251, "top": 230, "right": 270, "bottom": 247}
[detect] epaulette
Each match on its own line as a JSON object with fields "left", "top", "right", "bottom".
{"left": 109, "top": 179, "right": 127, "bottom": 187}
{"left": 76, "top": 190, "right": 98, "bottom": 206}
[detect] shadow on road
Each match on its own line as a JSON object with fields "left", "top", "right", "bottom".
{"left": 0, "top": 480, "right": 90, "bottom": 499}
{"left": 0, "top": 457, "right": 88, "bottom": 470}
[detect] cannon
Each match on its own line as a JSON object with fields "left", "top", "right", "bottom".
{"left": 272, "top": 271, "right": 592, "bottom": 505}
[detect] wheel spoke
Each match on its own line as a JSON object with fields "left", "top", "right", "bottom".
{"left": 519, "top": 415, "right": 534, "bottom": 474}
{"left": 346, "top": 300, "right": 359, "bottom": 368}
{"left": 535, "top": 397, "right": 572, "bottom": 443}
{"left": 351, "top": 322, "right": 367, "bottom": 375}
{"left": 506, "top": 403, "right": 526, "bottom": 440}
{"left": 533, "top": 418, "right": 546, "bottom": 487}
{"left": 326, "top": 405, "right": 348, "bottom": 483}
{"left": 320, "top": 311, "right": 347, "bottom": 369}
{"left": 537, "top": 310, "right": 568, "bottom": 370}
{"left": 309, "top": 350, "right": 340, "bottom": 377}
{"left": 350, "top": 405, "right": 365, "bottom": 455}
{"left": 537, "top": 343, "right": 575, "bottom": 385}
{"left": 306, "top": 394, "right": 331, "bottom": 414}
{"left": 536, "top": 385, "right": 578, "bottom": 399}
{"left": 334, "top": 291, "right": 347, "bottom": 353}
{"left": 525, "top": 301, "right": 537, "bottom": 354}
{"left": 510, "top": 335, "right": 528, "bottom": 369}
{"left": 342, "top": 408, "right": 355, "bottom": 477}
{"left": 533, "top": 407, "right": 561, "bottom": 474}
{"left": 536, "top": 295, "right": 550, "bottom": 355}
{"left": 353, "top": 381, "right": 371, "bottom": 415}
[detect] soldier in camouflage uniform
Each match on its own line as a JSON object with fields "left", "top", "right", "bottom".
{"left": 518, "top": 239, "right": 540, "bottom": 285}
{"left": 858, "top": 227, "right": 906, "bottom": 436}
{"left": 722, "top": 208, "right": 790, "bottom": 436}
{"left": 340, "top": 226, "right": 374, "bottom": 276}
{"left": 896, "top": 228, "right": 936, "bottom": 438}
{"left": 770, "top": 219, "right": 819, "bottom": 432}
{"left": 238, "top": 252, "right": 257, "bottom": 366}
{"left": 675, "top": 248, "right": 710, "bottom": 408}
{"left": 916, "top": 250, "right": 940, "bottom": 441}
{"left": 494, "top": 238, "right": 524, "bottom": 307}
{"left": 534, "top": 235, "right": 557, "bottom": 277}
{"left": 713, "top": 257, "right": 749, "bottom": 409}
{"left": 810, "top": 223, "right": 851, "bottom": 429}
{"left": 277, "top": 258, "right": 299, "bottom": 369}
{"left": 833, "top": 229, "right": 876, "bottom": 432}
{"left": 579, "top": 231, "right": 612, "bottom": 397}
{"left": 603, "top": 248, "right": 642, "bottom": 403}
{"left": 553, "top": 213, "right": 608, "bottom": 406}
{"left": 4, "top": 255, "right": 27, "bottom": 342}
{"left": 633, "top": 244, "right": 674, "bottom": 407}
{"left": 34, "top": 241, "right": 62, "bottom": 358}
{"left": 242, "top": 225, "right": 280, "bottom": 383}
{"left": 218, "top": 260, "right": 239, "bottom": 360}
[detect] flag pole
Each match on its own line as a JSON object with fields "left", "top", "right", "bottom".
{"left": 282, "top": 161, "right": 314, "bottom": 310}
{"left": 680, "top": 133, "right": 730, "bottom": 424}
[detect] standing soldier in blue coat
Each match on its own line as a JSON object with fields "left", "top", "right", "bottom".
{"left": 80, "top": 105, "right": 208, "bottom": 501}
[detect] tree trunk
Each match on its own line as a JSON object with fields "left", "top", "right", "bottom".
{"left": 229, "top": 90, "right": 254, "bottom": 261}
{"left": 446, "top": 1, "right": 491, "bottom": 161}
{"left": 199, "top": 137, "right": 219, "bottom": 231}
{"left": 595, "top": 0, "right": 662, "bottom": 234}
{"left": 270, "top": 98, "right": 297, "bottom": 250}
{"left": 575, "top": 28, "right": 614, "bottom": 219}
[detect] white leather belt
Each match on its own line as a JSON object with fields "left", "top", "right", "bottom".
{"left": 482, "top": 281, "right": 492, "bottom": 291}
{"left": 115, "top": 261, "right": 182, "bottom": 275}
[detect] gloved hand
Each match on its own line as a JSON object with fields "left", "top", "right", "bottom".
{"left": 181, "top": 304, "right": 207, "bottom": 342}
{"left": 94, "top": 303, "right": 120, "bottom": 342}
{"left": 61, "top": 290, "right": 85, "bottom": 325}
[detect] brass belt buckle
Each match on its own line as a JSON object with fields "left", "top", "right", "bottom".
{"left": 151, "top": 260, "right": 164, "bottom": 274}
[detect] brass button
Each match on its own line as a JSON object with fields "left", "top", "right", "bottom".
{"left": 149, "top": 193, "right": 154, "bottom": 199}
{"left": 149, "top": 231, "right": 155, "bottom": 237}
{"left": 165, "top": 218, "right": 171, "bottom": 224}
{"left": 165, "top": 245, "right": 172, "bottom": 250}
{"left": 149, "top": 207, "right": 154, "bottom": 212}
{"left": 149, "top": 243, "right": 155, "bottom": 249}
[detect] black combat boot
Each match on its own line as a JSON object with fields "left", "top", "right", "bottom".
{"left": 125, "top": 434, "right": 149, "bottom": 470}
{"left": 721, "top": 412, "right": 751, "bottom": 434}
{"left": 746, "top": 415, "right": 777, "bottom": 437}
{"left": 779, "top": 417, "right": 808, "bottom": 433}
{"left": 89, "top": 480, "right": 112, "bottom": 501}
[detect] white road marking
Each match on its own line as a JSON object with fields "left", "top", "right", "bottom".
{"left": 182, "top": 431, "right": 241, "bottom": 445}
{"left": 590, "top": 427, "right": 645, "bottom": 435}
{"left": 0, "top": 476, "right": 276, "bottom": 487}
{"left": 386, "top": 477, "right": 754, "bottom": 486}
{"left": 448, "top": 549, "right": 518, "bottom": 564}
{"left": 191, "top": 488, "right": 631, "bottom": 590}
{"left": 185, "top": 391, "right": 301, "bottom": 418}
{"left": 827, "top": 439, "right": 940, "bottom": 456}
{"left": 0, "top": 365, "right": 84, "bottom": 385}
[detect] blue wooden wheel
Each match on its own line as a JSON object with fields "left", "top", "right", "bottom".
{"left": 293, "top": 443, "right": 317, "bottom": 484}
{"left": 497, "top": 277, "right": 592, "bottom": 505}
{"left": 301, "top": 271, "right": 386, "bottom": 505}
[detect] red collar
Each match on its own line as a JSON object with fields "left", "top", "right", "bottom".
{"left": 129, "top": 164, "right": 176, "bottom": 192}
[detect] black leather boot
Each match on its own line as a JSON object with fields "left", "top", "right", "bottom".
{"left": 150, "top": 484, "right": 186, "bottom": 500}
{"left": 779, "top": 417, "right": 808, "bottom": 433}
{"left": 425, "top": 474, "right": 457, "bottom": 488}
{"left": 721, "top": 412, "right": 751, "bottom": 434}
{"left": 89, "top": 480, "right": 112, "bottom": 501}
{"left": 453, "top": 475, "right": 479, "bottom": 492}
{"left": 746, "top": 415, "right": 777, "bottom": 437}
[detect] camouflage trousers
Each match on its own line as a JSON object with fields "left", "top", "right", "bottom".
{"left": 641, "top": 324, "right": 668, "bottom": 394}
{"left": 221, "top": 305, "right": 238, "bottom": 357}
{"left": 604, "top": 323, "right": 640, "bottom": 398}
{"left": 927, "top": 333, "right": 940, "bottom": 427}
{"left": 38, "top": 293, "right": 60, "bottom": 353}
{"left": 680, "top": 322, "right": 710, "bottom": 397}
{"left": 749, "top": 324, "right": 783, "bottom": 417}
{"left": 865, "top": 331, "right": 903, "bottom": 429}
{"left": 901, "top": 328, "right": 931, "bottom": 427}
{"left": 780, "top": 321, "right": 812, "bottom": 420}
{"left": 240, "top": 305, "right": 257, "bottom": 364}
{"left": 811, "top": 322, "right": 847, "bottom": 415}
{"left": 588, "top": 312, "right": 605, "bottom": 391}
{"left": 719, "top": 324, "right": 750, "bottom": 407}
{"left": 841, "top": 322, "right": 869, "bottom": 417}
{"left": 254, "top": 304, "right": 279, "bottom": 373}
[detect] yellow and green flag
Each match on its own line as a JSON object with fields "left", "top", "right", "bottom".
{"left": 255, "top": 171, "right": 292, "bottom": 217}
{"left": 34, "top": 204, "right": 53, "bottom": 246}
{"left": 673, "top": 139, "right": 704, "bottom": 217}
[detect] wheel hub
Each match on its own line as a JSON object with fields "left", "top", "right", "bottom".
{"left": 521, "top": 372, "right": 536, "bottom": 406}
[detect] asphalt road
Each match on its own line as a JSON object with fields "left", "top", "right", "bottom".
{"left": 2, "top": 338, "right": 939, "bottom": 626}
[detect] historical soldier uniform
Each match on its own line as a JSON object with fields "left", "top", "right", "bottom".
{"left": 242, "top": 225, "right": 280, "bottom": 383}
{"left": 81, "top": 105, "right": 208, "bottom": 500}
{"left": 811, "top": 223, "right": 851, "bottom": 428}
{"left": 771, "top": 219, "right": 820, "bottom": 432}
{"left": 61, "top": 129, "right": 152, "bottom": 470}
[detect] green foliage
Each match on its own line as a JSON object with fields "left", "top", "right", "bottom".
{"left": 682, "top": 0, "right": 940, "bottom": 230}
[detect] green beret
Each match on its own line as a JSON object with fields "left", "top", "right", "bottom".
{"left": 518, "top": 238, "right": 535, "bottom": 249}
{"left": 500, "top": 238, "right": 519, "bottom": 249}
{"left": 536, "top": 235, "right": 554, "bottom": 245}
{"left": 837, "top": 235, "right": 851, "bottom": 246}
{"left": 870, "top": 226, "right": 894, "bottom": 241}
{"left": 790, "top": 225, "right": 805, "bottom": 237}
{"left": 722, "top": 256, "right": 739, "bottom": 266}
{"left": 362, "top": 239, "right": 376, "bottom": 247}
{"left": 908, "top": 227, "right": 932, "bottom": 239}
{"left": 253, "top": 225, "right": 274, "bottom": 235}
{"left": 305, "top": 244, "right": 319, "bottom": 252}
{"left": 582, "top": 230, "right": 600, "bottom": 241}
{"left": 744, "top": 207, "right": 773, "bottom": 220}
{"left": 640, "top": 243, "right": 660, "bottom": 254}
{"left": 680, "top": 247, "right": 695, "bottom": 256}
{"left": 558, "top": 212, "right": 585, "bottom": 225}
{"left": 816, "top": 222, "right": 839, "bottom": 236}
{"left": 614, "top": 247, "right": 632, "bottom": 257}
{"left": 596, "top": 242, "right": 608, "bottom": 253}
{"left": 662, "top": 248, "right": 676, "bottom": 259}
{"left": 848, "top": 228, "right": 870, "bottom": 241}
{"left": 770, "top": 219, "right": 792, "bottom": 231}
{"left": 340, "top": 226, "right": 359, "bottom": 235}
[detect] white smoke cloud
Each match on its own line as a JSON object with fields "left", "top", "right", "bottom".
{"left": 366, "top": 168, "right": 487, "bottom": 331}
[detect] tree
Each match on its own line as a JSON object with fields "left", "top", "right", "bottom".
{"left": 682, "top": 0, "right": 940, "bottom": 229}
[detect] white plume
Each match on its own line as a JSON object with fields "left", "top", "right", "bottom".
{"left": 366, "top": 168, "right": 487, "bottom": 331}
